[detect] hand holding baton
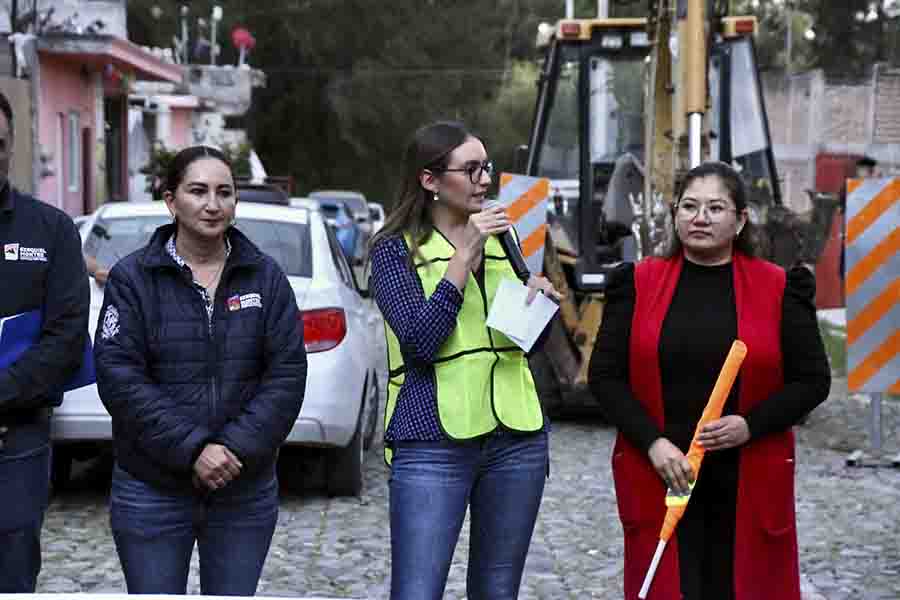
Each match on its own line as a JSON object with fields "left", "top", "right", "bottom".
{"left": 638, "top": 340, "right": 748, "bottom": 599}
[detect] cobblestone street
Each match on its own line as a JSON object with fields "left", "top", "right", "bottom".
{"left": 36, "top": 377, "right": 900, "bottom": 599}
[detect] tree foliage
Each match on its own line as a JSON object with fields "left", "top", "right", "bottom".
{"left": 736, "top": 0, "right": 900, "bottom": 79}
{"left": 127, "top": 0, "right": 580, "bottom": 206}
{"left": 126, "top": 1, "right": 894, "bottom": 209}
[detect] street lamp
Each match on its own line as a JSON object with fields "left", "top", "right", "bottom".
{"left": 180, "top": 5, "right": 189, "bottom": 64}
{"left": 150, "top": 5, "right": 162, "bottom": 48}
{"left": 211, "top": 5, "right": 223, "bottom": 66}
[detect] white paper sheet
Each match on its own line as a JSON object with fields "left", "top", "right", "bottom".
{"left": 486, "top": 278, "right": 559, "bottom": 352}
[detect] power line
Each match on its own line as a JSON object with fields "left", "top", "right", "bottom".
{"left": 260, "top": 67, "right": 509, "bottom": 75}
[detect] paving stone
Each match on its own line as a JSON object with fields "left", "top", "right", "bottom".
{"left": 36, "top": 363, "right": 900, "bottom": 599}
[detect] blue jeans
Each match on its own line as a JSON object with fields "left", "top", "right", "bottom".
{"left": 0, "top": 443, "right": 49, "bottom": 593}
{"left": 389, "top": 430, "right": 548, "bottom": 600}
{"left": 110, "top": 463, "right": 278, "bottom": 596}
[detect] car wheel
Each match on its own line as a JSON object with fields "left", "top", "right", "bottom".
{"left": 363, "top": 373, "right": 379, "bottom": 451}
{"left": 326, "top": 406, "right": 364, "bottom": 497}
{"left": 51, "top": 447, "right": 73, "bottom": 492}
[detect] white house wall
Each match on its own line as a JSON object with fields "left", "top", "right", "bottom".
{"left": 0, "top": 0, "right": 127, "bottom": 38}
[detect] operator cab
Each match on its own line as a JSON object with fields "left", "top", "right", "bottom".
{"left": 524, "top": 16, "right": 780, "bottom": 292}
{"left": 527, "top": 19, "right": 650, "bottom": 290}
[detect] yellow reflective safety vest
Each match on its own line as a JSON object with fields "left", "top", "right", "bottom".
{"left": 383, "top": 232, "right": 544, "bottom": 463}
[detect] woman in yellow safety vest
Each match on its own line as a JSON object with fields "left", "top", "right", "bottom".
{"left": 368, "top": 121, "right": 560, "bottom": 599}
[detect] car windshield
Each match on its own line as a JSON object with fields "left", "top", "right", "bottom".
{"left": 237, "top": 218, "right": 312, "bottom": 277}
{"left": 342, "top": 197, "right": 367, "bottom": 216}
{"left": 84, "top": 215, "right": 312, "bottom": 277}
{"left": 83, "top": 215, "right": 172, "bottom": 268}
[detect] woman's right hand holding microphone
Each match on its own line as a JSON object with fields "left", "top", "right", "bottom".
{"left": 461, "top": 202, "right": 510, "bottom": 263}
{"left": 446, "top": 203, "right": 510, "bottom": 291}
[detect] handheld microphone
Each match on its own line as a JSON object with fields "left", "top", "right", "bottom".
{"left": 483, "top": 200, "right": 531, "bottom": 283}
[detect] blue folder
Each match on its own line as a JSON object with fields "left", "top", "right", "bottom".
{"left": 0, "top": 309, "right": 96, "bottom": 392}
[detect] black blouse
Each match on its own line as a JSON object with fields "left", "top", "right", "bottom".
{"left": 588, "top": 259, "right": 831, "bottom": 454}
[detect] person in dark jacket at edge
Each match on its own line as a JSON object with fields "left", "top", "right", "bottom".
{"left": 0, "top": 91, "right": 90, "bottom": 592}
{"left": 94, "top": 145, "right": 307, "bottom": 596}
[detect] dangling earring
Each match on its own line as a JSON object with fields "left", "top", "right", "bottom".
{"left": 433, "top": 191, "right": 439, "bottom": 202}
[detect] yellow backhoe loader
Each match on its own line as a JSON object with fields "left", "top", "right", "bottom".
{"left": 518, "top": 0, "right": 837, "bottom": 412}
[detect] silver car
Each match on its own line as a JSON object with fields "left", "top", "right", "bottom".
{"left": 54, "top": 200, "right": 381, "bottom": 496}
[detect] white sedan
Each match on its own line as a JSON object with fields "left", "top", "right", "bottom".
{"left": 54, "top": 200, "right": 381, "bottom": 496}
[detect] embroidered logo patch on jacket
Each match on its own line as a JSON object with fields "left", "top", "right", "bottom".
{"left": 3, "top": 243, "right": 47, "bottom": 262}
{"left": 227, "top": 293, "right": 263, "bottom": 311}
{"left": 101, "top": 305, "right": 120, "bottom": 340}
{"left": 3, "top": 243, "right": 18, "bottom": 261}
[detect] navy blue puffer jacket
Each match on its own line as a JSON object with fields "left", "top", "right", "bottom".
{"left": 94, "top": 224, "right": 307, "bottom": 490}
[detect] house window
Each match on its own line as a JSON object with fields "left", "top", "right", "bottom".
{"left": 56, "top": 113, "right": 65, "bottom": 206}
{"left": 68, "top": 112, "right": 81, "bottom": 193}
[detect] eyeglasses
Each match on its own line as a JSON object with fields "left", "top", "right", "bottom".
{"left": 437, "top": 160, "right": 495, "bottom": 184}
{"left": 675, "top": 199, "right": 738, "bottom": 223}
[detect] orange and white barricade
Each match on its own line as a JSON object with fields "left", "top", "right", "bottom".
{"left": 844, "top": 177, "right": 899, "bottom": 467}
{"left": 497, "top": 174, "right": 551, "bottom": 276}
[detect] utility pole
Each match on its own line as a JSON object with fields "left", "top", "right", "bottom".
{"left": 180, "top": 5, "right": 190, "bottom": 64}
{"left": 598, "top": 0, "right": 609, "bottom": 18}
{"left": 786, "top": 2, "right": 793, "bottom": 145}
{"left": 10, "top": 0, "right": 18, "bottom": 76}
{"left": 786, "top": 2, "right": 793, "bottom": 76}
{"left": 210, "top": 5, "right": 222, "bottom": 66}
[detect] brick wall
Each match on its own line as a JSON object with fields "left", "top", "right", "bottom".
{"left": 765, "top": 65, "right": 900, "bottom": 212}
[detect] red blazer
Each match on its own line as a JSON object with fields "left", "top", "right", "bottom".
{"left": 613, "top": 252, "right": 800, "bottom": 600}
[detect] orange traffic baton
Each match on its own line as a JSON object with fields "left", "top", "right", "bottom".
{"left": 638, "top": 340, "right": 748, "bottom": 599}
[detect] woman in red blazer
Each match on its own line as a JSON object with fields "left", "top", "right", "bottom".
{"left": 588, "top": 161, "right": 831, "bottom": 600}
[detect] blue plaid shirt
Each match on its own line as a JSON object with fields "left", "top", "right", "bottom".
{"left": 369, "top": 235, "right": 462, "bottom": 441}
{"left": 165, "top": 234, "right": 232, "bottom": 331}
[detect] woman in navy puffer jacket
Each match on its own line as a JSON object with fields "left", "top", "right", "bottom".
{"left": 94, "top": 145, "right": 307, "bottom": 596}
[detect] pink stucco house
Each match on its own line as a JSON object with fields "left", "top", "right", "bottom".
{"left": 33, "top": 33, "right": 183, "bottom": 214}
{"left": 3, "top": 1, "right": 265, "bottom": 211}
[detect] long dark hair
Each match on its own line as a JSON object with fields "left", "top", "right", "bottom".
{"left": 664, "top": 161, "right": 759, "bottom": 258}
{"left": 163, "top": 145, "right": 232, "bottom": 195}
{"left": 369, "top": 121, "right": 474, "bottom": 265}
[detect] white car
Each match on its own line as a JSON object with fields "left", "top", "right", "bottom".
{"left": 73, "top": 214, "right": 91, "bottom": 240}
{"left": 54, "top": 200, "right": 381, "bottom": 496}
